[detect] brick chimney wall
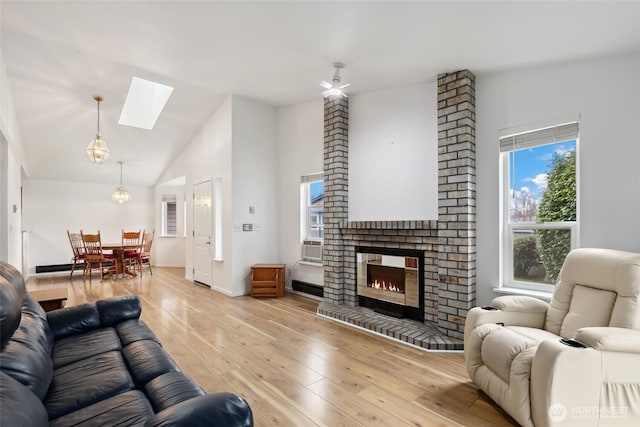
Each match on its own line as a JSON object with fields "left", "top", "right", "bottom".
{"left": 321, "top": 70, "right": 476, "bottom": 339}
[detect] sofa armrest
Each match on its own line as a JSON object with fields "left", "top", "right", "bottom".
{"left": 47, "top": 296, "right": 142, "bottom": 339}
{"left": 531, "top": 335, "right": 640, "bottom": 427}
{"left": 463, "top": 296, "right": 549, "bottom": 349}
{"left": 96, "top": 295, "right": 141, "bottom": 326}
{"left": 530, "top": 339, "right": 603, "bottom": 427}
{"left": 46, "top": 302, "right": 100, "bottom": 339}
{"left": 146, "top": 392, "right": 253, "bottom": 427}
{"left": 575, "top": 327, "right": 640, "bottom": 353}
{"left": 491, "top": 295, "right": 550, "bottom": 313}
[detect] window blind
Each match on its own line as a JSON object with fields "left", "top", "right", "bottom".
{"left": 301, "top": 172, "right": 323, "bottom": 183}
{"left": 165, "top": 202, "right": 177, "bottom": 235}
{"left": 499, "top": 122, "right": 579, "bottom": 153}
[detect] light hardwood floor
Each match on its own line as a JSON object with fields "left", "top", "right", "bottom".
{"left": 28, "top": 268, "right": 517, "bottom": 427}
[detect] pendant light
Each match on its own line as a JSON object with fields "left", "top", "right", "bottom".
{"left": 112, "top": 161, "right": 132, "bottom": 203}
{"left": 86, "top": 95, "right": 110, "bottom": 164}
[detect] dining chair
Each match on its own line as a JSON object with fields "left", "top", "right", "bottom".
{"left": 67, "top": 231, "right": 85, "bottom": 279}
{"left": 122, "top": 229, "right": 142, "bottom": 272}
{"left": 137, "top": 230, "right": 155, "bottom": 275}
{"left": 80, "top": 230, "right": 115, "bottom": 282}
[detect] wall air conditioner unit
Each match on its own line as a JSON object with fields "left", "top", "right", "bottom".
{"left": 302, "top": 240, "right": 323, "bottom": 263}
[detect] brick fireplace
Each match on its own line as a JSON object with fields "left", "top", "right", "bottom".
{"left": 318, "top": 70, "right": 476, "bottom": 348}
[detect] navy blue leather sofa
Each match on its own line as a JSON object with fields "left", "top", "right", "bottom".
{"left": 0, "top": 261, "right": 253, "bottom": 426}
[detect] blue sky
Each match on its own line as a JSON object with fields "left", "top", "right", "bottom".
{"left": 310, "top": 181, "right": 324, "bottom": 201}
{"left": 511, "top": 140, "right": 576, "bottom": 200}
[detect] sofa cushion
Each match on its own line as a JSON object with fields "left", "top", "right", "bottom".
{"left": 123, "top": 340, "right": 180, "bottom": 387}
{"left": 116, "top": 319, "right": 160, "bottom": 346}
{"left": 506, "top": 326, "right": 561, "bottom": 343}
{"left": 0, "top": 262, "right": 26, "bottom": 349}
{"left": 45, "top": 351, "right": 134, "bottom": 419}
{"left": 545, "top": 248, "right": 640, "bottom": 334}
{"left": 0, "top": 295, "right": 54, "bottom": 400}
{"left": 52, "top": 327, "right": 121, "bottom": 368}
{"left": 560, "top": 284, "right": 616, "bottom": 338}
{"left": 49, "top": 390, "right": 153, "bottom": 427}
{"left": 481, "top": 327, "right": 541, "bottom": 383}
{"left": 0, "top": 372, "right": 48, "bottom": 427}
{"left": 145, "top": 371, "right": 205, "bottom": 411}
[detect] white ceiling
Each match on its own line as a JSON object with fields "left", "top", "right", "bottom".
{"left": 2, "top": 1, "right": 639, "bottom": 187}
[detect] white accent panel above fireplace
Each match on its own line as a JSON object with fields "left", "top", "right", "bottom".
{"left": 349, "top": 82, "right": 438, "bottom": 221}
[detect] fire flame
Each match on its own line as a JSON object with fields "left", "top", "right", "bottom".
{"left": 368, "top": 279, "right": 404, "bottom": 293}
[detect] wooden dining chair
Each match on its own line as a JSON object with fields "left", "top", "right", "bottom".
{"left": 80, "top": 230, "right": 115, "bottom": 282}
{"left": 122, "top": 229, "right": 142, "bottom": 272}
{"left": 67, "top": 230, "right": 85, "bottom": 279}
{"left": 137, "top": 230, "right": 155, "bottom": 275}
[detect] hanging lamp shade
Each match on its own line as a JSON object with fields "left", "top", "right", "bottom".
{"left": 112, "top": 187, "right": 132, "bottom": 203}
{"left": 87, "top": 95, "right": 110, "bottom": 164}
{"left": 112, "top": 161, "right": 132, "bottom": 203}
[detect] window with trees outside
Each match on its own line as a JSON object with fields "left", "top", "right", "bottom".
{"left": 500, "top": 120, "right": 579, "bottom": 291}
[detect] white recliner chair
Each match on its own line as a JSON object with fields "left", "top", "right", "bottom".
{"left": 465, "top": 248, "right": 640, "bottom": 427}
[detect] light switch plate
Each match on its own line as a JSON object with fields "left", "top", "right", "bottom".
{"left": 242, "top": 223, "right": 253, "bottom": 232}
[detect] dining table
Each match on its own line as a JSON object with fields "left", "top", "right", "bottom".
{"left": 101, "top": 243, "right": 140, "bottom": 279}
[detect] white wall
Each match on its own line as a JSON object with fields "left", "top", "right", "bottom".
{"left": 22, "top": 179, "right": 154, "bottom": 275}
{"left": 0, "top": 135, "right": 7, "bottom": 263}
{"left": 154, "top": 185, "right": 186, "bottom": 267}
{"left": 349, "top": 83, "right": 439, "bottom": 221}
{"left": 476, "top": 52, "right": 640, "bottom": 305}
{"left": 0, "top": 52, "right": 25, "bottom": 270}
{"left": 156, "top": 95, "right": 233, "bottom": 291}
{"left": 155, "top": 95, "right": 279, "bottom": 296}
{"left": 276, "top": 100, "right": 324, "bottom": 287}
{"left": 231, "top": 96, "right": 278, "bottom": 295}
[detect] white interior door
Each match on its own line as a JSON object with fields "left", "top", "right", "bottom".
{"left": 193, "top": 180, "right": 213, "bottom": 286}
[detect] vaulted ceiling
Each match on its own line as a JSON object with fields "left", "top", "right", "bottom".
{"left": 2, "top": 1, "right": 639, "bottom": 186}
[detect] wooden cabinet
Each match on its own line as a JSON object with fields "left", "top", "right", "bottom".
{"left": 30, "top": 287, "right": 68, "bottom": 312}
{"left": 250, "top": 264, "right": 285, "bottom": 297}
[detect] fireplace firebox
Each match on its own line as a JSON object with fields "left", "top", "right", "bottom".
{"left": 356, "top": 246, "right": 424, "bottom": 321}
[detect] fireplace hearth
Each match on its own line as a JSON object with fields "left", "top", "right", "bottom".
{"left": 316, "top": 220, "right": 464, "bottom": 350}
{"left": 356, "top": 246, "right": 424, "bottom": 321}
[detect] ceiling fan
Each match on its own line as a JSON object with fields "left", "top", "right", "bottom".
{"left": 320, "top": 62, "right": 350, "bottom": 98}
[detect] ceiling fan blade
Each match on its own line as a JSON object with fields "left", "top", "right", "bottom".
{"left": 322, "top": 89, "right": 348, "bottom": 98}
{"left": 338, "top": 83, "right": 351, "bottom": 89}
{"left": 320, "top": 81, "right": 333, "bottom": 89}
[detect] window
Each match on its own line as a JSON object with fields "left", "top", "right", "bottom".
{"left": 161, "top": 194, "right": 177, "bottom": 236}
{"left": 300, "top": 173, "right": 324, "bottom": 263}
{"left": 500, "top": 120, "right": 579, "bottom": 291}
{"left": 301, "top": 173, "right": 324, "bottom": 240}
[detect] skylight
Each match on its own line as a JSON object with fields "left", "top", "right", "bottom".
{"left": 118, "top": 77, "right": 174, "bottom": 130}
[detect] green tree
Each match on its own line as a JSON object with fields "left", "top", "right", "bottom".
{"left": 513, "top": 235, "right": 540, "bottom": 279}
{"left": 537, "top": 151, "right": 576, "bottom": 284}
